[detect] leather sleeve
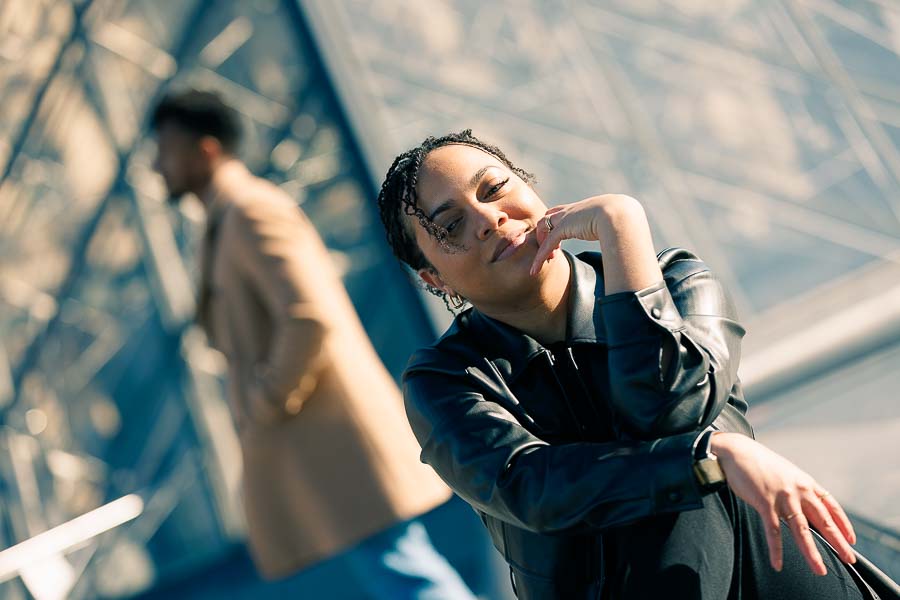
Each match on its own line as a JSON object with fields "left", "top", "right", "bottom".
{"left": 403, "top": 371, "right": 707, "bottom": 535}
{"left": 599, "top": 249, "right": 745, "bottom": 439}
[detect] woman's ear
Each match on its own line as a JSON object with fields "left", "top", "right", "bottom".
{"left": 417, "top": 268, "right": 453, "bottom": 296}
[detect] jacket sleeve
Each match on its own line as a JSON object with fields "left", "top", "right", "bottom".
{"left": 403, "top": 370, "right": 708, "bottom": 535}
{"left": 599, "top": 249, "right": 745, "bottom": 439}
{"left": 229, "top": 199, "right": 329, "bottom": 423}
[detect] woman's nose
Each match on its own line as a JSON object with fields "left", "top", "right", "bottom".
{"left": 475, "top": 205, "right": 508, "bottom": 240}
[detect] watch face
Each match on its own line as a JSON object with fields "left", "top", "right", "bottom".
{"left": 694, "top": 458, "right": 726, "bottom": 489}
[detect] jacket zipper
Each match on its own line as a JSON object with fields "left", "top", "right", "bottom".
{"left": 595, "top": 535, "right": 606, "bottom": 599}
{"left": 544, "top": 349, "right": 589, "bottom": 440}
{"left": 565, "top": 347, "right": 610, "bottom": 433}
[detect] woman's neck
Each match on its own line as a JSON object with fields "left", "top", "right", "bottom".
{"left": 478, "top": 254, "right": 572, "bottom": 345}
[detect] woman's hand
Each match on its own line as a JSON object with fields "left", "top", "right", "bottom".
{"left": 530, "top": 195, "right": 663, "bottom": 293}
{"left": 530, "top": 196, "right": 610, "bottom": 275}
{"left": 711, "top": 432, "right": 857, "bottom": 575}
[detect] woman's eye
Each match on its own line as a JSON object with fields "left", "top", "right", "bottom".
{"left": 446, "top": 218, "right": 462, "bottom": 233}
{"left": 487, "top": 178, "right": 509, "bottom": 197}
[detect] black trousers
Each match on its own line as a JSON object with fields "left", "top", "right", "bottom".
{"left": 603, "top": 488, "right": 866, "bottom": 599}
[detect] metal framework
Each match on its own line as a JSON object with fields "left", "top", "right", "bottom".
{"left": 0, "top": 1, "right": 433, "bottom": 597}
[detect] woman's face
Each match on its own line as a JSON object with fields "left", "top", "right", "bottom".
{"left": 409, "top": 144, "right": 550, "bottom": 310}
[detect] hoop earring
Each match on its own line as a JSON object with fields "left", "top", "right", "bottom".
{"left": 448, "top": 292, "right": 466, "bottom": 309}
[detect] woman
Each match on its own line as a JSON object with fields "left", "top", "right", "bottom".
{"left": 376, "top": 130, "right": 867, "bottom": 599}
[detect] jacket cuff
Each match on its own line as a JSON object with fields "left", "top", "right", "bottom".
{"left": 600, "top": 280, "right": 685, "bottom": 347}
{"left": 647, "top": 431, "right": 706, "bottom": 513}
{"left": 254, "top": 363, "right": 316, "bottom": 420}
{"left": 245, "top": 375, "right": 285, "bottom": 425}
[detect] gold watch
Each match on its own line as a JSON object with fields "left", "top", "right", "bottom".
{"left": 693, "top": 430, "right": 726, "bottom": 492}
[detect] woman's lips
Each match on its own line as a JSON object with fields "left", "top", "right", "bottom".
{"left": 493, "top": 230, "right": 528, "bottom": 262}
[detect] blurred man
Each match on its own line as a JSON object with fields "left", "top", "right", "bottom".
{"left": 150, "top": 89, "right": 475, "bottom": 599}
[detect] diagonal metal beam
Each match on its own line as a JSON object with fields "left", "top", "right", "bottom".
{"left": 0, "top": 0, "right": 96, "bottom": 189}
{"left": 555, "top": 6, "right": 755, "bottom": 317}
{"left": 781, "top": 0, "right": 900, "bottom": 223}
{"left": 5, "top": 0, "right": 215, "bottom": 420}
{"left": 283, "top": 0, "right": 435, "bottom": 340}
{"left": 0, "top": 2, "right": 218, "bottom": 595}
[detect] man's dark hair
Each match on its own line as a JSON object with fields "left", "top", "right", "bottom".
{"left": 150, "top": 89, "right": 242, "bottom": 153}
{"left": 376, "top": 129, "right": 535, "bottom": 310}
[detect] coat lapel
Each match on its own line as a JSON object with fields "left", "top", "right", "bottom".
{"left": 195, "top": 162, "right": 248, "bottom": 331}
{"left": 196, "top": 210, "right": 224, "bottom": 331}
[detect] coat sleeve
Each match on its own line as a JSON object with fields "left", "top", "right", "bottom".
{"left": 403, "top": 369, "right": 708, "bottom": 535}
{"left": 228, "top": 198, "right": 329, "bottom": 423}
{"left": 599, "top": 249, "right": 745, "bottom": 439}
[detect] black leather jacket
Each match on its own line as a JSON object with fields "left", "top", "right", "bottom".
{"left": 402, "top": 248, "right": 755, "bottom": 599}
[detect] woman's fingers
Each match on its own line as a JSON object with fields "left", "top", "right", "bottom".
{"left": 818, "top": 490, "right": 856, "bottom": 546}
{"left": 534, "top": 213, "right": 552, "bottom": 246}
{"left": 531, "top": 210, "right": 565, "bottom": 274}
{"left": 544, "top": 204, "right": 565, "bottom": 215}
{"left": 535, "top": 208, "right": 566, "bottom": 243}
{"left": 782, "top": 498, "right": 827, "bottom": 576}
{"left": 711, "top": 435, "right": 855, "bottom": 577}
{"left": 762, "top": 508, "right": 784, "bottom": 571}
{"left": 802, "top": 493, "right": 856, "bottom": 565}
{"left": 530, "top": 230, "right": 562, "bottom": 275}
{"left": 532, "top": 198, "right": 610, "bottom": 273}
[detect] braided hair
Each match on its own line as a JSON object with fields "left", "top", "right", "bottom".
{"left": 376, "top": 129, "right": 536, "bottom": 310}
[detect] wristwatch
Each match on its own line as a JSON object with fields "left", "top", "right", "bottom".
{"left": 693, "top": 429, "right": 726, "bottom": 492}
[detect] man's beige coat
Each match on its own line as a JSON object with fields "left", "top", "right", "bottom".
{"left": 196, "top": 162, "right": 450, "bottom": 579}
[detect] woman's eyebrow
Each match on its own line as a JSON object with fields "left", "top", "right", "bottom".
{"left": 428, "top": 165, "right": 497, "bottom": 220}
{"left": 469, "top": 165, "right": 494, "bottom": 188}
{"left": 428, "top": 200, "right": 454, "bottom": 221}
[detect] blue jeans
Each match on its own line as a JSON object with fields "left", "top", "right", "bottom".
{"left": 341, "top": 519, "right": 478, "bottom": 600}
{"left": 131, "top": 501, "right": 492, "bottom": 600}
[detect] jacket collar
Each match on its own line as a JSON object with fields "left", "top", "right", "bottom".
{"left": 456, "top": 251, "right": 608, "bottom": 382}
{"left": 566, "top": 250, "right": 607, "bottom": 344}
{"left": 196, "top": 160, "right": 253, "bottom": 325}
{"left": 201, "top": 159, "right": 252, "bottom": 235}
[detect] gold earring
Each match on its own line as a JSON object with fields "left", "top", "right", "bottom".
{"left": 448, "top": 292, "right": 466, "bottom": 309}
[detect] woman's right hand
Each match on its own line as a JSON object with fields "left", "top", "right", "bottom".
{"left": 530, "top": 196, "right": 611, "bottom": 275}
{"left": 530, "top": 195, "right": 664, "bottom": 294}
{"left": 711, "top": 432, "right": 857, "bottom": 575}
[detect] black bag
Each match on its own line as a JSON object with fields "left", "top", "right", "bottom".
{"left": 812, "top": 528, "right": 900, "bottom": 600}
{"left": 846, "top": 550, "right": 900, "bottom": 600}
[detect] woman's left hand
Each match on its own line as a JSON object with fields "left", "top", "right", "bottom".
{"left": 712, "top": 432, "right": 857, "bottom": 575}
{"left": 530, "top": 195, "right": 645, "bottom": 276}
